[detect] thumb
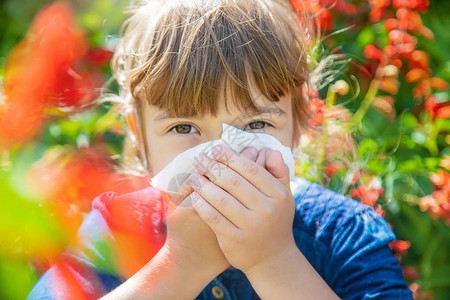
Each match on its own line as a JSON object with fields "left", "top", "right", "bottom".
{"left": 265, "top": 150, "right": 290, "bottom": 189}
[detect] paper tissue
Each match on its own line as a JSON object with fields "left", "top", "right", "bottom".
{"left": 150, "top": 123, "right": 295, "bottom": 193}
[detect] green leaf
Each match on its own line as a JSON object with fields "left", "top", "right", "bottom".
{"left": 357, "top": 27, "right": 375, "bottom": 48}
{"left": 358, "top": 138, "right": 379, "bottom": 157}
{"left": 0, "top": 259, "right": 38, "bottom": 300}
{"left": 403, "top": 113, "right": 418, "bottom": 129}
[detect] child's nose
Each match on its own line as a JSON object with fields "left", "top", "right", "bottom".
{"left": 200, "top": 130, "right": 222, "bottom": 144}
{"left": 200, "top": 123, "right": 227, "bottom": 144}
{"left": 199, "top": 123, "right": 242, "bottom": 145}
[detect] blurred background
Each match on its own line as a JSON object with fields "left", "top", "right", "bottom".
{"left": 0, "top": 0, "right": 449, "bottom": 299}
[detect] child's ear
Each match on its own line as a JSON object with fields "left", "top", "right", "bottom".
{"left": 125, "top": 113, "right": 136, "bottom": 136}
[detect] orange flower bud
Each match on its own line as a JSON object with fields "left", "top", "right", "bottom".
{"left": 405, "top": 68, "right": 428, "bottom": 82}
{"left": 430, "top": 77, "right": 449, "bottom": 90}
{"left": 413, "top": 81, "right": 428, "bottom": 99}
{"left": 383, "top": 45, "right": 397, "bottom": 57}
{"left": 397, "top": 8, "right": 423, "bottom": 31}
{"left": 385, "top": 18, "right": 398, "bottom": 31}
{"left": 364, "top": 44, "right": 383, "bottom": 61}
{"left": 373, "top": 96, "right": 395, "bottom": 113}
{"left": 380, "top": 77, "right": 399, "bottom": 94}
{"left": 418, "top": 25, "right": 434, "bottom": 39}
{"left": 410, "top": 50, "right": 429, "bottom": 69}
{"left": 392, "top": 58, "right": 403, "bottom": 68}
{"left": 436, "top": 106, "right": 450, "bottom": 119}
{"left": 389, "top": 30, "right": 417, "bottom": 54}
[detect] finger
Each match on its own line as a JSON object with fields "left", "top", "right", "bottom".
{"left": 240, "top": 146, "right": 258, "bottom": 161}
{"left": 255, "top": 147, "right": 271, "bottom": 168}
{"left": 193, "top": 154, "right": 270, "bottom": 210}
{"left": 187, "top": 172, "right": 251, "bottom": 228}
{"left": 266, "top": 150, "right": 290, "bottom": 189}
{"left": 191, "top": 191, "right": 238, "bottom": 236}
{"left": 208, "top": 144, "right": 280, "bottom": 198}
{"left": 167, "top": 173, "right": 196, "bottom": 206}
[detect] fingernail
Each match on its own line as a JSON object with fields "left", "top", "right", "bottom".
{"left": 241, "top": 146, "right": 253, "bottom": 155}
{"left": 187, "top": 172, "right": 199, "bottom": 186}
{"left": 247, "top": 147, "right": 258, "bottom": 157}
{"left": 191, "top": 192, "right": 199, "bottom": 203}
{"left": 194, "top": 155, "right": 209, "bottom": 171}
{"left": 211, "top": 145, "right": 222, "bottom": 157}
{"left": 265, "top": 149, "right": 271, "bottom": 159}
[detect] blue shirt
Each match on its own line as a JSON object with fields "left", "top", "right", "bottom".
{"left": 28, "top": 176, "right": 413, "bottom": 299}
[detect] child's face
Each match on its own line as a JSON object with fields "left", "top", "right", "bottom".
{"left": 142, "top": 83, "right": 297, "bottom": 175}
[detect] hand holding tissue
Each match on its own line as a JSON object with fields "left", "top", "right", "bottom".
{"left": 150, "top": 123, "right": 295, "bottom": 193}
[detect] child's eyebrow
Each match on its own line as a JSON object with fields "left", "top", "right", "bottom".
{"left": 153, "top": 105, "right": 286, "bottom": 121}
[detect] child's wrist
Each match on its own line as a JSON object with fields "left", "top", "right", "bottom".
{"left": 242, "top": 242, "right": 300, "bottom": 280}
{"left": 161, "top": 242, "right": 226, "bottom": 283}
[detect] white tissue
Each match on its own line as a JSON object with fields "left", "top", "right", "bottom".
{"left": 150, "top": 123, "right": 295, "bottom": 192}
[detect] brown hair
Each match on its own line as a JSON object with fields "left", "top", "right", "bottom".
{"left": 112, "top": 0, "right": 311, "bottom": 171}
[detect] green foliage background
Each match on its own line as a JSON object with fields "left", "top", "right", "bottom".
{"left": 0, "top": 0, "right": 449, "bottom": 299}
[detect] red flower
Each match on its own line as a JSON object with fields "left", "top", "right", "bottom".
{"left": 309, "top": 97, "right": 326, "bottom": 126}
{"left": 27, "top": 147, "right": 150, "bottom": 239}
{"left": 364, "top": 44, "right": 383, "bottom": 61}
{"left": 410, "top": 50, "right": 429, "bottom": 70}
{"left": 392, "top": 0, "right": 430, "bottom": 11}
{"left": 289, "top": 0, "right": 334, "bottom": 31}
{"left": 320, "top": 0, "right": 357, "bottom": 14}
{"left": 375, "top": 207, "right": 386, "bottom": 218}
{"left": 405, "top": 68, "right": 429, "bottom": 83}
{"left": 430, "top": 77, "right": 449, "bottom": 91}
{"left": 317, "top": 8, "right": 333, "bottom": 31}
{"left": 373, "top": 96, "right": 395, "bottom": 115}
{"left": 403, "top": 266, "right": 420, "bottom": 280}
{"left": 368, "top": 0, "right": 391, "bottom": 22}
{"left": 396, "top": 8, "right": 423, "bottom": 32}
{"left": 420, "top": 169, "right": 450, "bottom": 224}
{"left": 349, "top": 185, "right": 381, "bottom": 206}
{"left": 85, "top": 48, "right": 114, "bottom": 66}
{"left": 389, "top": 240, "right": 411, "bottom": 254}
{"left": 388, "top": 30, "right": 417, "bottom": 54}
{"left": 380, "top": 77, "right": 399, "bottom": 94}
{"left": 0, "top": 2, "right": 104, "bottom": 147}
{"left": 385, "top": 18, "right": 399, "bottom": 31}
{"left": 425, "top": 97, "right": 450, "bottom": 120}
{"left": 325, "top": 162, "right": 341, "bottom": 178}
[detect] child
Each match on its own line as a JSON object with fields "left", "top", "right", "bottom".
{"left": 28, "top": 0, "right": 413, "bottom": 299}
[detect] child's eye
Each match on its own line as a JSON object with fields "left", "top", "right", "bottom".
{"left": 169, "top": 123, "right": 199, "bottom": 134}
{"left": 244, "top": 120, "right": 273, "bottom": 130}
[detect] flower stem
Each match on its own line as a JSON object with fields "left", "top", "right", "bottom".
{"left": 351, "top": 59, "right": 387, "bottom": 127}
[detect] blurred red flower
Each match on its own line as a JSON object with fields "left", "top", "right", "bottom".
{"left": 349, "top": 184, "right": 383, "bottom": 206}
{"left": 392, "top": 0, "right": 429, "bottom": 11}
{"left": 368, "top": 0, "right": 391, "bottom": 22}
{"left": 0, "top": 2, "right": 105, "bottom": 147}
{"left": 420, "top": 169, "right": 450, "bottom": 225}
{"left": 425, "top": 97, "right": 450, "bottom": 120}
{"left": 27, "top": 147, "right": 150, "bottom": 239}
{"left": 85, "top": 48, "right": 114, "bottom": 66}
{"left": 364, "top": 44, "right": 383, "bottom": 61}
{"left": 309, "top": 97, "right": 326, "bottom": 126}
{"left": 390, "top": 239, "right": 411, "bottom": 253}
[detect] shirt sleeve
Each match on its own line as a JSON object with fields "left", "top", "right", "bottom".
{"left": 27, "top": 209, "right": 121, "bottom": 300}
{"left": 27, "top": 188, "right": 167, "bottom": 300}
{"left": 325, "top": 208, "right": 413, "bottom": 300}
